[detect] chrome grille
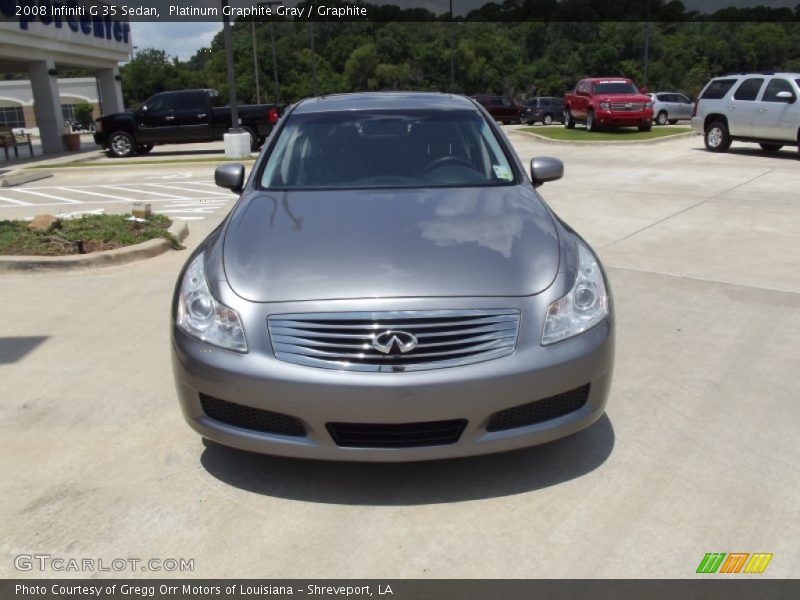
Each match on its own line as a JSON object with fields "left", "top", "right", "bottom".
{"left": 610, "top": 102, "right": 645, "bottom": 112}
{"left": 268, "top": 309, "right": 520, "bottom": 372}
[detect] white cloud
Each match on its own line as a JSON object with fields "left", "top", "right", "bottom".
{"left": 130, "top": 22, "right": 223, "bottom": 61}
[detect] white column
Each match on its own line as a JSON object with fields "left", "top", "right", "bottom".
{"left": 96, "top": 67, "right": 125, "bottom": 116}
{"left": 27, "top": 59, "right": 65, "bottom": 154}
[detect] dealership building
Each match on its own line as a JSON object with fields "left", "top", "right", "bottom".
{"left": 0, "top": 7, "right": 131, "bottom": 153}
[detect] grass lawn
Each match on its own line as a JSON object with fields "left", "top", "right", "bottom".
{"left": 519, "top": 125, "right": 693, "bottom": 141}
{"left": 0, "top": 214, "right": 180, "bottom": 256}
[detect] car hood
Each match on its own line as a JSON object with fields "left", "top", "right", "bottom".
{"left": 222, "top": 186, "right": 560, "bottom": 302}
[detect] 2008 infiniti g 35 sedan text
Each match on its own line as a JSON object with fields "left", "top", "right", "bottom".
{"left": 171, "top": 92, "right": 614, "bottom": 461}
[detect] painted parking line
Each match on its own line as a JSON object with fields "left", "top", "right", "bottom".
{"left": 56, "top": 187, "right": 139, "bottom": 203}
{"left": 100, "top": 185, "right": 186, "bottom": 199}
{"left": 0, "top": 194, "right": 33, "bottom": 206}
{"left": 143, "top": 183, "right": 230, "bottom": 196}
{"left": 0, "top": 180, "right": 235, "bottom": 220}
{"left": 11, "top": 188, "right": 82, "bottom": 204}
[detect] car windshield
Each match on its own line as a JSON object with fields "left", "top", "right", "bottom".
{"left": 592, "top": 82, "right": 639, "bottom": 94}
{"left": 259, "top": 109, "right": 515, "bottom": 189}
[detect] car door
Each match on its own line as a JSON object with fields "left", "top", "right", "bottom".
{"left": 573, "top": 81, "right": 589, "bottom": 120}
{"left": 727, "top": 77, "right": 765, "bottom": 137}
{"left": 751, "top": 77, "right": 799, "bottom": 141}
{"left": 674, "top": 94, "right": 693, "bottom": 119}
{"left": 136, "top": 93, "right": 177, "bottom": 143}
{"left": 173, "top": 91, "right": 213, "bottom": 142}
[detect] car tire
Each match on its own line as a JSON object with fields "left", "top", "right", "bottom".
{"left": 137, "top": 144, "right": 154, "bottom": 154}
{"left": 638, "top": 123, "right": 652, "bottom": 132}
{"left": 668, "top": 119, "right": 678, "bottom": 125}
{"left": 543, "top": 114, "right": 553, "bottom": 126}
{"left": 759, "top": 143, "right": 783, "bottom": 154}
{"left": 585, "top": 110, "right": 596, "bottom": 132}
{"left": 564, "top": 109, "right": 575, "bottom": 129}
{"left": 704, "top": 120, "right": 731, "bottom": 152}
{"left": 655, "top": 111, "right": 668, "bottom": 126}
{"left": 107, "top": 131, "right": 135, "bottom": 158}
{"left": 242, "top": 126, "right": 260, "bottom": 151}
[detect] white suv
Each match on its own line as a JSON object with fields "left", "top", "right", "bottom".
{"left": 691, "top": 72, "right": 800, "bottom": 154}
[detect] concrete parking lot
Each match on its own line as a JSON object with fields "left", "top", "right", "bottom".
{"left": 1, "top": 132, "right": 798, "bottom": 578}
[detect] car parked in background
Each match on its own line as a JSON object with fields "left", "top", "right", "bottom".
{"left": 691, "top": 72, "right": 800, "bottom": 154}
{"left": 521, "top": 97, "right": 565, "bottom": 125}
{"left": 564, "top": 78, "right": 653, "bottom": 131}
{"left": 94, "top": 89, "right": 279, "bottom": 158}
{"left": 648, "top": 92, "right": 694, "bottom": 125}
{"left": 171, "top": 92, "right": 614, "bottom": 461}
{"left": 472, "top": 94, "right": 524, "bottom": 124}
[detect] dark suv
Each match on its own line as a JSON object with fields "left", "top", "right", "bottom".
{"left": 472, "top": 95, "right": 523, "bottom": 124}
{"left": 521, "top": 97, "right": 565, "bottom": 125}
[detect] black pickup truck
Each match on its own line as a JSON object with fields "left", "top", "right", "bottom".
{"left": 94, "top": 89, "right": 279, "bottom": 158}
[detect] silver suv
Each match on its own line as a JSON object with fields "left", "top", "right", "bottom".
{"left": 692, "top": 72, "right": 800, "bottom": 154}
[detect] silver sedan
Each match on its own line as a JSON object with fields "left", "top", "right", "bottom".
{"left": 171, "top": 92, "right": 614, "bottom": 461}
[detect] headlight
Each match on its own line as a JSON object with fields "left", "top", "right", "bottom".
{"left": 542, "top": 242, "right": 608, "bottom": 345}
{"left": 645, "top": 101, "right": 654, "bottom": 108}
{"left": 599, "top": 102, "right": 610, "bottom": 110}
{"left": 177, "top": 253, "right": 247, "bottom": 352}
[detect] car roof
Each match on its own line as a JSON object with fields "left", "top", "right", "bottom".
{"left": 714, "top": 72, "right": 800, "bottom": 79}
{"left": 293, "top": 92, "right": 478, "bottom": 114}
{"left": 585, "top": 77, "right": 633, "bottom": 82}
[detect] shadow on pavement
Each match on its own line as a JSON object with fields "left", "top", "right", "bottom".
{"left": 200, "top": 414, "right": 615, "bottom": 505}
{"left": 0, "top": 336, "right": 48, "bottom": 365}
{"left": 691, "top": 146, "right": 799, "bottom": 160}
{"left": 143, "top": 149, "right": 227, "bottom": 158}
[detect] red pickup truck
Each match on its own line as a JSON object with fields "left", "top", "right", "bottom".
{"left": 564, "top": 78, "right": 653, "bottom": 132}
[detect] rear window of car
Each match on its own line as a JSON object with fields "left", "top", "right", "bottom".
{"left": 260, "top": 109, "right": 516, "bottom": 190}
{"left": 701, "top": 79, "right": 737, "bottom": 100}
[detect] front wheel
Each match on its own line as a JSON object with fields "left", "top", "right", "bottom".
{"left": 543, "top": 113, "right": 553, "bottom": 126}
{"left": 585, "top": 110, "right": 596, "bottom": 132}
{"left": 564, "top": 109, "right": 575, "bottom": 129}
{"left": 759, "top": 143, "right": 783, "bottom": 154}
{"left": 655, "top": 111, "right": 668, "bottom": 126}
{"left": 107, "top": 131, "right": 135, "bottom": 158}
{"left": 704, "top": 120, "right": 731, "bottom": 152}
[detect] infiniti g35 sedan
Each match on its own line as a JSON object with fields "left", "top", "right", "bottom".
{"left": 171, "top": 92, "right": 614, "bottom": 461}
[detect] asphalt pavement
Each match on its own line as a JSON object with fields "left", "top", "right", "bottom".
{"left": 1, "top": 131, "right": 798, "bottom": 578}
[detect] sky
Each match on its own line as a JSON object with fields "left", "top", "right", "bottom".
{"left": 130, "top": 0, "right": 798, "bottom": 62}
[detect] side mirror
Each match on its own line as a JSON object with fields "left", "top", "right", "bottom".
{"left": 775, "top": 90, "right": 796, "bottom": 103}
{"left": 530, "top": 157, "right": 564, "bottom": 188}
{"left": 215, "top": 163, "right": 245, "bottom": 193}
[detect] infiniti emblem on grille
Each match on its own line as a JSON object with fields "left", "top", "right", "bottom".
{"left": 372, "top": 331, "right": 419, "bottom": 355}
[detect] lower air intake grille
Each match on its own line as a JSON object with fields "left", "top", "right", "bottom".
{"left": 486, "top": 384, "right": 591, "bottom": 432}
{"left": 327, "top": 419, "right": 468, "bottom": 448}
{"left": 200, "top": 394, "right": 306, "bottom": 437}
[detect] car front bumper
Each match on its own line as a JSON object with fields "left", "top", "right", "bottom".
{"left": 595, "top": 110, "right": 653, "bottom": 126}
{"left": 172, "top": 297, "right": 614, "bottom": 462}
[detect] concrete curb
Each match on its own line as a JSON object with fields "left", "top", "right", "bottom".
{"left": 511, "top": 129, "right": 697, "bottom": 146}
{"left": 0, "top": 169, "right": 53, "bottom": 187}
{"left": 0, "top": 220, "right": 188, "bottom": 273}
